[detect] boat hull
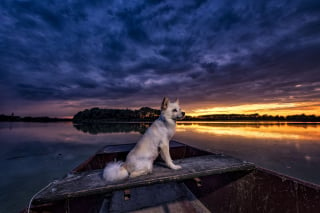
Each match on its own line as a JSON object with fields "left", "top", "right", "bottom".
{"left": 24, "top": 141, "right": 320, "bottom": 213}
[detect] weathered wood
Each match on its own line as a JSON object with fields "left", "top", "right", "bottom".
{"left": 34, "top": 154, "right": 255, "bottom": 203}
{"left": 101, "top": 182, "right": 211, "bottom": 213}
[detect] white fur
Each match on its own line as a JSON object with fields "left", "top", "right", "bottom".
{"left": 103, "top": 161, "right": 129, "bottom": 182}
{"left": 103, "top": 97, "right": 185, "bottom": 182}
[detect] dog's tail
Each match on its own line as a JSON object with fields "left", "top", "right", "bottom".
{"left": 102, "top": 161, "right": 129, "bottom": 182}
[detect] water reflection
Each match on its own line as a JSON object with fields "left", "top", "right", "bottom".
{"left": 176, "top": 122, "right": 320, "bottom": 141}
{"left": 72, "top": 121, "right": 320, "bottom": 142}
{"left": 73, "top": 122, "right": 150, "bottom": 134}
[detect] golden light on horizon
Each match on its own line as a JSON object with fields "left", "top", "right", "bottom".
{"left": 176, "top": 123, "right": 320, "bottom": 141}
{"left": 187, "top": 102, "right": 320, "bottom": 117}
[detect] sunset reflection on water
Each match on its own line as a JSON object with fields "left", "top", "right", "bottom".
{"left": 176, "top": 122, "right": 320, "bottom": 141}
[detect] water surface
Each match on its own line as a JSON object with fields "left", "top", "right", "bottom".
{"left": 1, "top": 121, "right": 319, "bottom": 212}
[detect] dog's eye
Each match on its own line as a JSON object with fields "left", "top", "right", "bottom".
{"left": 172, "top": 109, "right": 177, "bottom": 112}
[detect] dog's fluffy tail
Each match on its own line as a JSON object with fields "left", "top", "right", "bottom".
{"left": 103, "top": 161, "right": 129, "bottom": 182}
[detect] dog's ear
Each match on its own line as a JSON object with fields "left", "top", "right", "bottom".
{"left": 161, "top": 97, "right": 169, "bottom": 110}
{"left": 174, "top": 98, "right": 179, "bottom": 104}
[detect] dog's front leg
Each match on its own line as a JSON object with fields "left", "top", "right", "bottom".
{"left": 159, "top": 142, "right": 182, "bottom": 170}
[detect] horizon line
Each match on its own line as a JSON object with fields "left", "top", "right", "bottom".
{"left": 1, "top": 111, "right": 320, "bottom": 119}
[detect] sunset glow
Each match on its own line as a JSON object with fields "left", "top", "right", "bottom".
{"left": 188, "top": 102, "right": 320, "bottom": 117}
{"left": 176, "top": 123, "right": 320, "bottom": 141}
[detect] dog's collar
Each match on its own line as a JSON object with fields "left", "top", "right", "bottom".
{"left": 158, "top": 115, "right": 167, "bottom": 123}
{"left": 159, "top": 115, "right": 176, "bottom": 125}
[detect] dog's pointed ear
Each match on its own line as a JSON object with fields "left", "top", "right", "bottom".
{"left": 161, "top": 97, "right": 169, "bottom": 110}
{"left": 174, "top": 98, "right": 179, "bottom": 104}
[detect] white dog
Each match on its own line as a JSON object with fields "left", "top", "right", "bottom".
{"left": 103, "top": 97, "right": 185, "bottom": 182}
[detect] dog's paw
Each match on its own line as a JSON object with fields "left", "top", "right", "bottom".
{"left": 171, "top": 164, "right": 182, "bottom": 170}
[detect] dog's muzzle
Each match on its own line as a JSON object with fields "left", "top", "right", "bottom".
{"left": 177, "top": 112, "right": 186, "bottom": 120}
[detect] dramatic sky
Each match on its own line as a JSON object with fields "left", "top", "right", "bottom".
{"left": 1, "top": 0, "right": 320, "bottom": 117}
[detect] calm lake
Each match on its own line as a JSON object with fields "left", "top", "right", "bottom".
{"left": 1, "top": 121, "right": 320, "bottom": 212}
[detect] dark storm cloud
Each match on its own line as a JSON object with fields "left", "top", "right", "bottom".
{"left": 0, "top": 0, "right": 320, "bottom": 115}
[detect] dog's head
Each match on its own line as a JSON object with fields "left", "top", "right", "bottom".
{"left": 161, "top": 97, "right": 185, "bottom": 121}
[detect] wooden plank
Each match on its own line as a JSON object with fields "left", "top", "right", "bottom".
{"left": 34, "top": 154, "right": 255, "bottom": 203}
{"left": 101, "top": 182, "right": 210, "bottom": 213}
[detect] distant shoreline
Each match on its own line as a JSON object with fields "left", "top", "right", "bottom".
{"left": 0, "top": 115, "right": 72, "bottom": 122}
{"left": 1, "top": 119, "right": 320, "bottom": 123}
{"left": 1, "top": 106, "right": 320, "bottom": 123}
{"left": 72, "top": 107, "right": 320, "bottom": 122}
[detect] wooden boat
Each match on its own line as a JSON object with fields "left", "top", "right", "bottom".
{"left": 25, "top": 141, "right": 320, "bottom": 213}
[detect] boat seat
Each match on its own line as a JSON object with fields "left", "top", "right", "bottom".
{"left": 34, "top": 154, "right": 255, "bottom": 204}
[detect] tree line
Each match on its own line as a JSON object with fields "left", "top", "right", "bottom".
{"left": 72, "top": 107, "right": 161, "bottom": 123}
{"left": 1, "top": 108, "right": 319, "bottom": 122}
{"left": 73, "top": 109, "right": 320, "bottom": 122}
